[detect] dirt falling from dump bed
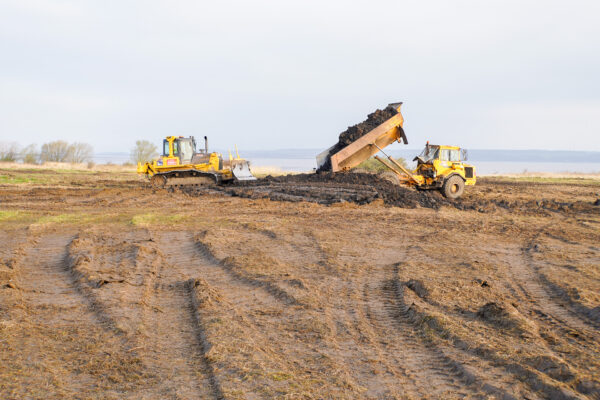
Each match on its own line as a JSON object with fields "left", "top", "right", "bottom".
{"left": 317, "top": 106, "right": 399, "bottom": 172}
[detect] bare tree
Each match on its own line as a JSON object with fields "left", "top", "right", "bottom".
{"left": 40, "top": 141, "right": 70, "bottom": 162}
{"left": 131, "top": 140, "right": 158, "bottom": 164}
{"left": 0, "top": 142, "right": 20, "bottom": 162}
{"left": 67, "top": 142, "right": 94, "bottom": 163}
{"left": 20, "top": 144, "right": 39, "bottom": 164}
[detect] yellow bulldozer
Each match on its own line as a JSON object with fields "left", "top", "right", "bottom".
{"left": 317, "top": 102, "right": 476, "bottom": 199}
{"left": 137, "top": 135, "right": 256, "bottom": 187}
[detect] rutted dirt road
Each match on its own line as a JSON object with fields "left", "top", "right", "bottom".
{"left": 1, "top": 169, "right": 599, "bottom": 399}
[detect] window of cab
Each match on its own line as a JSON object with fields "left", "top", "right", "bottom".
{"left": 440, "top": 149, "right": 460, "bottom": 162}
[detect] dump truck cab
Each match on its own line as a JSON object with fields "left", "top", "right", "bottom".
{"left": 413, "top": 143, "right": 476, "bottom": 198}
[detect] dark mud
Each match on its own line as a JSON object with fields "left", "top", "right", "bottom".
{"left": 405, "top": 279, "right": 429, "bottom": 299}
{"left": 179, "top": 173, "right": 600, "bottom": 215}
{"left": 317, "top": 106, "right": 399, "bottom": 172}
{"left": 182, "top": 172, "right": 450, "bottom": 209}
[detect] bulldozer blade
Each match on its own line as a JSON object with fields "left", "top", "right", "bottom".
{"left": 231, "top": 161, "right": 257, "bottom": 181}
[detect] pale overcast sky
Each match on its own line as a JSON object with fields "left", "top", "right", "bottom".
{"left": 1, "top": 0, "right": 599, "bottom": 152}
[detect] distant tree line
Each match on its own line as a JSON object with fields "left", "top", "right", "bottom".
{"left": 0, "top": 141, "right": 94, "bottom": 164}
{"left": 1, "top": 140, "right": 161, "bottom": 165}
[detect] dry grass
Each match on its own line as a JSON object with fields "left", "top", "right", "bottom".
{"left": 0, "top": 168, "right": 599, "bottom": 398}
{"left": 0, "top": 161, "right": 136, "bottom": 172}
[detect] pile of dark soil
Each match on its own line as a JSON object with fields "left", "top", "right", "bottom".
{"left": 256, "top": 172, "right": 448, "bottom": 209}
{"left": 182, "top": 172, "right": 452, "bottom": 210}
{"left": 317, "top": 106, "right": 399, "bottom": 172}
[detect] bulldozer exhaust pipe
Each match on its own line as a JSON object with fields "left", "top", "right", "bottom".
{"left": 204, "top": 136, "right": 208, "bottom": 154}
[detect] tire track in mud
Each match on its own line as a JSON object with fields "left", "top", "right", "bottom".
{"left": 7, "top": 232, "right": 143, "bottom": 396}
{"left": 66, "top": 229, "right": 222, "bottom": 398}
{"left": 318, "top": 281, "right": 408, "bottom": 397}
{"left": 14, "top": 233, "right": 117, "bottom": 329}
{"left": 298, "top": 229, "right": 494, "bottom": 398}
{"left": 363, "top": 278, "right": 461, "bottom": 398}
{"left": 506, "top": 241, "right": 599, "bottom": 341}
{"left": 399, "top": 244, "right": 594, "bottom": 399}
{"left": 156, "top": 231, "right": 331, "bottom": 398}
{"left": 296, "top": 230, "right": 420, "bottom": 397}
{"left": 194, "top": 231, "right": 300, "bottom": 306}
{"left": 235, "top": 224, "right": 406, "bottom": 396}
{"left": 140, "top": 232, "right": 224, "bottom": 400}
{"left": 65, "top": 234, "right": 135, "bottom": 333}
{"left": 528, "top": 232, "right": 600, "bottom": 330}
{"left": 365, "top": 262, "right": 518, "bottom": 399}
{"left": 295, "top": 229, "right": 459, "bottom": 397}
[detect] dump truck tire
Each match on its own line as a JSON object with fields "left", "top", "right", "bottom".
{"left": 442, "top": 175, "right": 464, "bottom": 199}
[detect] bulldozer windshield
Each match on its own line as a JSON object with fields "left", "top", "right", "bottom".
{"left": 178, "top": 139, "right": 194, "bottom": 164}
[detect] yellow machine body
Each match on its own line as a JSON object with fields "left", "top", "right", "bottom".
{"left": 410, "top": 144, "right": 476, "bottom": 187}
{"left": 317, "top": 102, "right": 476, "bottom": 199}
{"left": 137, "top": 135, "right": 255, "bottom": 186}
{"left": 375, "top": 143, "right": 476, "bottom": 199}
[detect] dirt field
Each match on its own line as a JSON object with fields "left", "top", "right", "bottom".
{"left": 1, "top": 167, "right": 599, "bottom": 399}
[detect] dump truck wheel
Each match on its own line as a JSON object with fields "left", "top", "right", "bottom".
{"left": 150, "top": 174, "right": 167, "bottom": 188}
{"left": 442, "top": 175, "right": 464, "bottom": 199}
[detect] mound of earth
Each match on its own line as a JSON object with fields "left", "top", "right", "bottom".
{"left": 476, "top": 301, "right": 533, "bottom": 335}
{"left": 405, "top": 279, "right": 429, "bottom": 299}
{"left": 240, "top": 172, "right": 449, "bottom": 209}
{"left": 317, "top": 106, "right": 399, "bottom": 172}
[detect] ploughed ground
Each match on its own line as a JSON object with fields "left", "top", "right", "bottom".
{"left": 1, "top": 168, "right": 599, "bottom": 399}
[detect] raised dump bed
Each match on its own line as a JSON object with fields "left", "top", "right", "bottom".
{"left": 317, "top": 102, "right": 408, "bottom": 172}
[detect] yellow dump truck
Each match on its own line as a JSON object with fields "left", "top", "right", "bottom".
{"left": 137, "top": 135, "right": 256, "bottom": 187}
{"left": 317, "top": 102, "right": 476, "bottom": 199}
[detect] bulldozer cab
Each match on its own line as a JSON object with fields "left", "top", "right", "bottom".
{"left": 164, "top": 136, "right": 196, "bottom": 165}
